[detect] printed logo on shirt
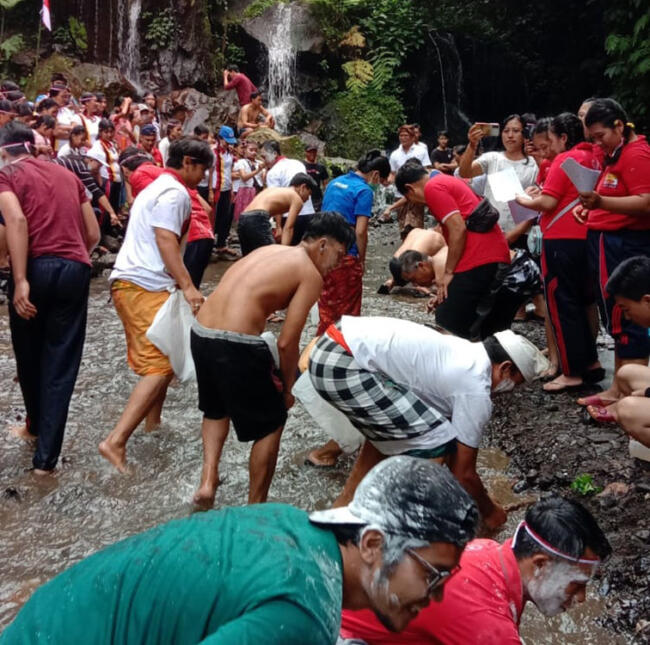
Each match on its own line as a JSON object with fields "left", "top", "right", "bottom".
{"left": 333, "top": 181, "right": 349, "bottom": 190}
{"left": 602, "top": 173, "right": 619, "bottom": 189}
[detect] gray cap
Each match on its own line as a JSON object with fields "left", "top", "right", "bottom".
{"left": 310, "top": 456, "right": 478, "bottom": 546}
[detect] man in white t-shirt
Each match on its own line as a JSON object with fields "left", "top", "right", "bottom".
{"left": 383, "top": 125, "right": 432, "bottom": 237}
{"left": 99, "top": 137, "right": 214, "bottom": 474}
{"left": 262, "top": 140, "right": 315, "bottom": 219}
{"left": 309, "top": 316, "right": 548, "bottom": 529}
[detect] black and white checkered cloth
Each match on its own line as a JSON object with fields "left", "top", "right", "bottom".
{"left": 308, "top": 335, "right": 449, "bottom": 445}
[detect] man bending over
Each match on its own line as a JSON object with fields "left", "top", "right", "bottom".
{"left": 191, "top": 212, "right": 354, "bottom": 506}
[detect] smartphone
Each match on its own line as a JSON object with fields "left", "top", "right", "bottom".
{"left": 524, "top": 122, "right": 536, "bottom": 140}
{"left": 477, "top": 122, "right": 500, "bottom": 137}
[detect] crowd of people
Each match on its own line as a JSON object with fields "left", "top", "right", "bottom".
{"left": 0, "top": 63, "right": 648, "bottom": 643}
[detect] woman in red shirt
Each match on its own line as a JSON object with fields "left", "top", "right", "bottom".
{"left": 518, "top": 113, "right": 603, "bottom": 392}
{"left": 575, "top": 99, "right": 650, "bottom": 391}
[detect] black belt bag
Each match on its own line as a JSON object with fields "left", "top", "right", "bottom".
{"left": 466, "top": 198, "right": 499, "bottom": 233}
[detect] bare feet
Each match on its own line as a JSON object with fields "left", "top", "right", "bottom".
{"left": 144, "top": 418, "right": 161, "bottom": 433}
{"left": 8, "top": 424, "right": 37, "bottom": 443}
{"left": 192, "top": 481, "right": 219, "bottom": 509}
{"left": 305, "top": 440, "right": 343, "bottom": 467}
{"left": 543, "top": 374, "right": 583, "bottom": 392}
{"left": 98, "top": 440, "right": 127, "bottom": 473}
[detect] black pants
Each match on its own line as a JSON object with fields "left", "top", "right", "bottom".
{"left": 214, "top": 190, "right": 233, "bottom": 248}
{"left": 436, "top": 262, "right": 520, "bottom": 340}
{"left": 183, "top": 238, "right": 214, "bottom": 288}
{"left": 543, "top": 238, "right": 597, "bottom": 376}
{"left": 237, "top": 212, "right": 275, "bottom": 256}
{"left": 9, "top": 257, "right": 90, "bottom": 470}
{"left": 587, "top": 229, "right": 650, "bottom": 359}
{"left": 197, "top": 185, "right": 210, "bottom": 203}
{"left": 108, "top": 180, "right": 122, "bottom": 215}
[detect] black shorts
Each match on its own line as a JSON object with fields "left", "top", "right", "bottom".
{"left": 237, "top": 210, "right": 274, "bottom": 256}
{"left": 190, "top": 323, "right": 287, "bottom": 441}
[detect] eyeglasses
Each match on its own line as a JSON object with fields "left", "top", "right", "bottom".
{"left": 406, "top": 548, "right": 459, "bottom": 595}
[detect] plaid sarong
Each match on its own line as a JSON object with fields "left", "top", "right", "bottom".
{"left": 308, "top": 334, "right": 455, "bottom": 455}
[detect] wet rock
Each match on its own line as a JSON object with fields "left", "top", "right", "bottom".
{"left": 512, "top": 479, "right": 528, "bottom": 493}
{"left": 634, "top": 530, "right": 650, "bottom": 544}
{"left": 591, "top": 431, "right": 621, "bottom": 443}
{"left": 2, "top": 487, "right": 20, "bottom": 502}
{"left": 245, "top": 128, "right": 305, "bottom": 158}
{"left": 545, "top": 404, "right": 559, "bottom": 412}
{"left": 161, "top": 88, "right": 240, "bottom": 132}
{"left": 537, "top": 472, "right": 554, "bottom": 490}
{"left": 525, "top": 468, "right": 539, "bottom": 483}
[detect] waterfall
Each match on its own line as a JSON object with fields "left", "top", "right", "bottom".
{"left": 93, "top": 0, "right": 99, "bottom": 60}
{"left": 428, "top": 31, "right": 448, "bottom": 130}
{"left": 266, "top": 3, "right": 297, "bottom": 133}
{"left": 116, "top": 0, "right": 142, "bottom": 88}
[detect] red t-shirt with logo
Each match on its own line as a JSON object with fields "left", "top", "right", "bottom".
{"left": 129, "top": 163, "right": 213, "bottom": 243}
{"left": 0, "top": 157, "right": 91, "bottom": 266}
{"left": 340, "top": 539, "right": 524, "bottom": 645}
{"left": 424, "top": 174, "right": 510, "bottom": 273}
{"left": 541, "top": 143, "right": 601, "bottom": 240}
{"left": 587, "top": 136, "right": 650, "bottom": 231}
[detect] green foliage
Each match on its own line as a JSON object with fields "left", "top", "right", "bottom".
{"left": 604, "top": 1, "right": 650, "bottom": 130}
{"left": 142, "top": 8, "right": 176, "bottom": 51}
{"left": 358, "top": 0, "right": 423, "bottom": 55}
{"left": 0, "top": 32, "right": 21, "bottom": 61}
{"left": 0, "top": 0, "right": 25, "bottom": 9}
{"left": 243, "top": 0, "right": 284, "bottom": 20}
{"left": 570, "top": 474, "right": 602, "bottom": 496}
{"left": 326, "top": 87, "right": 404, "bottom": 158}
{"left": 224, "top": 41, "right": 246, "bottom": 66}
{"left": 52, "top": 17, "right": 88, "bottom": 56}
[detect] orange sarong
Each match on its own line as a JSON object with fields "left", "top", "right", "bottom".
{"left": 111, "top": 279, "right": 173, "bottom": 376}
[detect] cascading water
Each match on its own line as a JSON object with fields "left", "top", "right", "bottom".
{"left": 117, "top": 0, "right": 142, "bottom": 89}
{"left": 428, "top": 31, "right": 448, "bottom": 130}
{"left": 266, "top": 3, "right": 297, "bottom": 133}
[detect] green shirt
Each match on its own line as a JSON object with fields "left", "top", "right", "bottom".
{"left": 2, "top": 504, "right": 343, "bottom": 645}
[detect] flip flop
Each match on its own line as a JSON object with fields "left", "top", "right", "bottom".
{"left": 543, "top": 379, "right": 585, "bottom": 393}
{"left": 577, "top": 394, "right": 617, "bottom": 407}
{"left": 586, "top": 405, "right": 616, "bottom": 425}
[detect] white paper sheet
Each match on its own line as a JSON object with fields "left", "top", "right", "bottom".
{"left": 487, "top": 167, "right": 527, "bottom": 202}
{"left": 508, "top": 198, "right": 540, "bottom": 224}
{"left": 560, "top": 157, "right": 601, "bottom": 193}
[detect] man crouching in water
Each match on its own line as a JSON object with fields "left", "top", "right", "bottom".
{"left": 191, "top": 212, "right": 355, "bottom": 506}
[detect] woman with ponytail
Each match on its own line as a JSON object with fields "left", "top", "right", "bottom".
{"left": 517, "top": 112, "right": 604, "bottom": 392}
{"left": 574, "top": 99, "right": 650, "bottom": 399}
{"left": 316, "top": 149, "right": 390, "bottom": 335}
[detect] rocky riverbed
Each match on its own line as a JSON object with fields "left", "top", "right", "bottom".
{"left": 0, "top": 223, "right": 648, "bottom": 643}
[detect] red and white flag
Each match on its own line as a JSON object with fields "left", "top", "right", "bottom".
{"left": 41, "top": 0, "right": 51, "bottom": 31}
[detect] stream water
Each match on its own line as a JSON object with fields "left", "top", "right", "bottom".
{"left": 0, "top": 225, "right": 626, "bottom": 642}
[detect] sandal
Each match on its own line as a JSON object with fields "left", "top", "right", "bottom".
{"left": 586, "top": 405, "right": 616, "bottom": 425}
{"left": 577, "top": 394, "right": 617, "bottom": 407}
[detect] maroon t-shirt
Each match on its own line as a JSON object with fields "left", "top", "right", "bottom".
{"left": 0, "top": 156, "right": 91, "bottom": 266}
{"left": 224, "top": 73, "right": 258, "bottom": 106}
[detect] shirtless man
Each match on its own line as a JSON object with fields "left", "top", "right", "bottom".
{"left": 236, "top": 174, "right": 317, "bottom": 256}
{"left": 190, "top": 213, "right": 354, "bottom": 507}
{"left": 377, "top": 228, "right": 446, "bottom": 295}
{"left": 237, "top": 92, "right": 276, "bottom": 138}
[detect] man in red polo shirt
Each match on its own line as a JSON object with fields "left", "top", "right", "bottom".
{"left": 396, "top": 161, "right": 512, "bottom": 340}
{"left": 223, "top": 64, "right": 258, "bottom": 107}
{"left": 339, "top": 496, "right": 611, "bottom": 645}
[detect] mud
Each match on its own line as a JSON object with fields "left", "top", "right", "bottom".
{"left": 0, "top": 222, "right": 647, "bottom": 642}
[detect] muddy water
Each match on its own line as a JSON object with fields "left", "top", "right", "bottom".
{"left": 0, "top": 225, "right": 626, "bottom": 642}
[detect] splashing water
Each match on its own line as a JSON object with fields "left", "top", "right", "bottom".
{"left": 266, "top": 3, "right": 297, "bottom": 133}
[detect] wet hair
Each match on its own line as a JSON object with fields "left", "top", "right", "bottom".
{"left": 98, "top": 118, "right": 114, "bottom": 133}
{"left": 226, "top": 64, "right": 240, "bottom": 72}
{"left": 119, "top": 145, "right": 152, "bottom": 171}
{"left": 166, "top": 136, "right": 214, "bottom": 170}
{"left": 513, "top": 496, "right": 611, "bottom": 561}
{"left": 550, "top": 112, "right": 585, "bottom": 151}
{"left": 438, "top": 130, "right": 449, "bottom": 138}
{"left": 397, "top": 250, "right": 426, "bottom": 279}
{"left": 606, "top": 256, "right": 650, "bottom": 301}
{"left": 0, "top": 120, "right": 34, "bottom": 155}
{"left": 388, "top": 256, "right": 406, "bottom": 286}
{"left": 33, "top": 114, "right": 55, "bottom": 130}
{"left": 357, "top": 149, "right": 390, "bottom": 179}
{"left": 482, "top": 335, "right": 513, "bottom": 364}
{"left": 534, "top": 117, "right": 552, "bottom": 136}
{"left": 261, "top": 140, "right": 281, "bottom": 156}
{"left": 302, "top": 211, "right": 355, "bottom": 251}
{"left": 0, "top": 80, "right": 19, "bottom": 92}
{"left": 36, "top": 98, "right": 57, "bottom": 113}
{"left": 70, "top": 125, "right": 87, "bottom": 138}
{"left": 289, "top": 172, "right": 317, "bottom": 191}
{"left": 395, "top": 158, "right": 428, "bottom": 195}
{"left": 250, "top": 91, "right": 262, "bottom": 100}
{"left": 584, "top": 98, "right": 634, "bottom": 140}
{"left": 193, "top": 124, "right": 209, "bottom": 137}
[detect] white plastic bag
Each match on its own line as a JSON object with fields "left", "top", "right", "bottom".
{"left": 292, "top": 372, "right": 363, "bottom": 454}
{"left": 146, "top": 289, "right": 196, "bottom": 382}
